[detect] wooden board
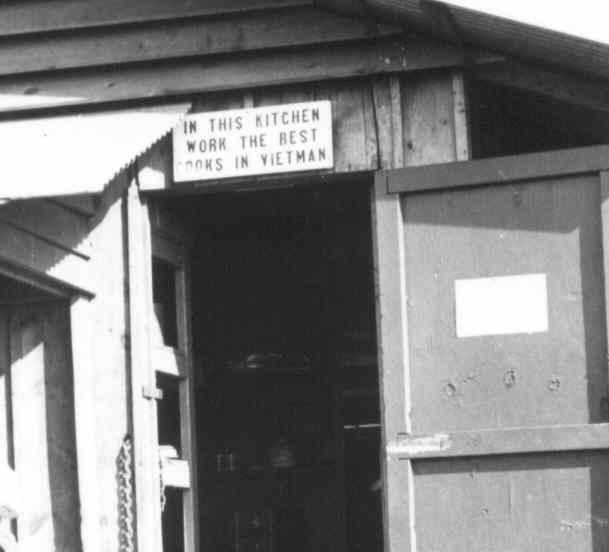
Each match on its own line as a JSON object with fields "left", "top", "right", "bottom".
{"left": 0, "top": 8, "right": 398, "bottom": 76}
{"left": 0, "top": 36, "right": 486, "bottom": 115}
{"left": 10, "top": 303, "right": 81, "bottom": 551}
{"left": 0, "top": 0, "right": 311, "bottom": 37}
{"left": 373, "top": 144, "right": 609, "bottom": 551}
{"left": 0, "top": 310, "right": 10, "bottom": 467}
{"left": 384, "top": 144, "right": 609, "bottom": 194}
{"left": 0, "top": 199, "right": 92, "bottom": 258}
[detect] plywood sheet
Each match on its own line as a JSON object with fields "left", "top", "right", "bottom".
{"left": 402, "top": 174, "right": 607, "bottom": 433}
{"left": 413, "top": 451, "right": 609, "bottom": 551}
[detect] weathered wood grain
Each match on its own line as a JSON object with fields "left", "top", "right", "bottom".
{"left": 0, "top": 0, "right": 311, "bottom": 37}
{"left": 0, "top": 8, "right": 398, "bottom": 76}
{"left": 401, "top": 71, "right": 460, "bottom": 166}
{"left": 0, "top": 36, "right": 482, "bottom": 115}
{"left": 372, "top": 75, "right": 403, "bottom": 169}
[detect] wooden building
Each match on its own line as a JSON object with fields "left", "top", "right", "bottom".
{"left": 0, "top": 2, "right": 608, "bottom": 551}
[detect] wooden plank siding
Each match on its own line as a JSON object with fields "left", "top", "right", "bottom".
{"left": 141, "top": 72, "right": 469, "bottom": 192}
{"left": 0, "top": 35, "right": 492, "bottom": 115}
{"left": 0, "top": 8, "right": 398, "bottom": 77}
{"left": 0, "top": 0, "right": 311, "bottom": 37}
{"left": 0, "top": 198, "right": 95, "bottom": 294}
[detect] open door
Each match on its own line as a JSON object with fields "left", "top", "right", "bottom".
{"left": 126, "top": 181, "right": 198, "bottom": 552}
{"left": 372, "top": 145, "right": 609, "bottom": 551}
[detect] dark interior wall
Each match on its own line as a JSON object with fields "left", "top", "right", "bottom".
{"left": 158, "top": 178, "right": 382, "bottom": 552}
{"left": 469, "top": 79, "right": 609, "bottom": 159}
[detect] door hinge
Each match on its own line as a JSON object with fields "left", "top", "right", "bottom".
{"left": 142, "top": 385, "right": 164, "bottom": 401}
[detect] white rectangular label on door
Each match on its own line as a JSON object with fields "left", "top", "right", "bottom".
{"left": 455, "top": 274, "right": 548, "bottom": 338}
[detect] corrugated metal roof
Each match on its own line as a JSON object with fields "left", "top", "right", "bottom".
{"left": 0, "top": 103, "right": 190, "bottom": 200}
{"left": 322, "top": 1, "right": 609, "bottom": 79}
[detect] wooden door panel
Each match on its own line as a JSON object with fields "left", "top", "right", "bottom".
{"left": 414, "top": 451, "right": 609, "bottom": 551}
{"left": 373, "top": 145, "right": 609, "bottom": 552}
{"left": 403, "top": 174, "right": 606, "bottom": 433}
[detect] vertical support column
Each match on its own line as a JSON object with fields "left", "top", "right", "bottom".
{"left": 175, "top": 255, "right": 199, "bottom": 552}
{"left": 599, "top": 170, "right": 609, "bottom": 410}
{"left": 70, "top": 296, "right": 101, "bottom": 552}
{"left": 127, "top": 176, "right": 163, "bottom": 552}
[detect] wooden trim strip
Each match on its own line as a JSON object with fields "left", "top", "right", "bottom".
{"left": 387, "top": 423, "right": 609, "bottom": 459}
{"left": 0, "top": 259, "right": 77, "bottom": 298}
{"left": 0, "top": 8, "right": 398, "bottom": 77}
{"left": 385, "top": 144, "right": 609, "bottom": 194}
{"left": 0, "top": 0, "right": 311, "bottom": 38}
{"left": 0, "top": 36, "right": 487, "bottom": 116}
{"left": 371, "top": 174, "right": 416, "bottom": 550}
{"left": 126, "top": 178, "right": 163, "bottom": 552}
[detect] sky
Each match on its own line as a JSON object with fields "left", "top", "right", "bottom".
{"left": 445, "top": 1, "right": 609, "bottom": 45}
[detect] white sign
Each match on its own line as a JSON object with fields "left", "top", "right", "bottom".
{"left": 173, "top": 101, "right": 333, "bottom": 182}
{"left": 455, "top": 273, "right": 549, "bottom": 338}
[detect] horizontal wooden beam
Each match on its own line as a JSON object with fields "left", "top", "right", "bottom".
{"left": 475, "top": 61, "right": 609, "bottom": 114}
{"left": 385, "top": 144, "right": 609, "bottom": 194}
{"left": 0, "top": 8, "right": 399, "bottom": 77}
{"left": 0, "top": 0, "right": 311, "bottom": 37}
{"left": 0, "top": 36, "right": 493, "bottom": 116}
{"left": 387, "top": 423, "right": 609, "bottom": 459}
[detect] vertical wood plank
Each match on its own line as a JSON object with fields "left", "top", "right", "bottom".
{"left": 600, "top": 170, "right": 609, "bottom": 387}
{"left": 372, "top": 76, "right": 403, "bottom": 169}
{"left": 69, "top": 297, "right": 101, "bottom": 552}
{"left": 401, "top": 72, "right": 459, "bottom": 166}
{"left": 332, "top": 81, "right": 379, "bottom": 172}
{"left": 371, "top": 174, "right": 415, "bottom": 552}
{"left": 127, "top": 177, "right": 163, "bottom": 552}
{"left": 451, "top": 71, "right": 471, "bottom": 161}
{"left": 86, "top": 171, "right": 131, "bottom": 552}
{"left": 0, "top": 309, "right": 10, "bottom": 467}
{"left": 175, "top": 254, "right": 199, "bottom": 552}
{"left": 390, "top": 76, "right": 404, "bottom": 168}
{"left": 10, "top": 312, "right": 53, "bottom": 551}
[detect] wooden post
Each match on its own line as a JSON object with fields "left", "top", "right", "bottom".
{"left": 70, "top": 296, "right": 101, "bottom": 552}
{"left": 126, "top": 174, "right": 163, "bottom": 552}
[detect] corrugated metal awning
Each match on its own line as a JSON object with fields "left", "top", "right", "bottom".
{"left": 0, "top": 103, "right": 191, "bottom": 201}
